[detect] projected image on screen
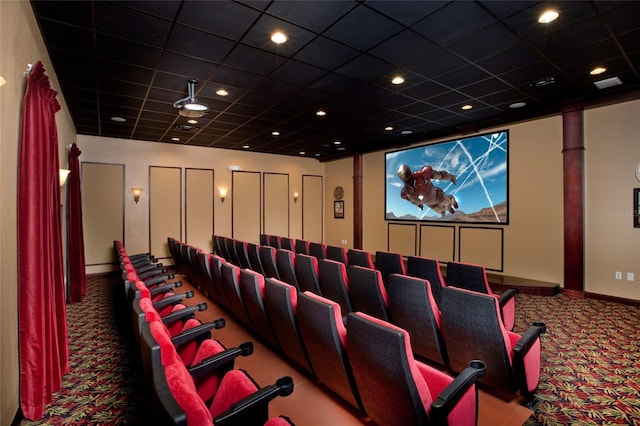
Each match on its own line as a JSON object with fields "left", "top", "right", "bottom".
{"left": 385, "top": 130, "right": 508, "bottom": 223}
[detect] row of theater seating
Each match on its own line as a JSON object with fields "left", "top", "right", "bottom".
{"left": 114, "top": 240, "right": 296, "bottom": 426}
{"left": 207, "top": 235, "right": 547, "bottom": 407}
{"left": 254, "top": 233, "right": 519, "bottom": 332}
{"left": 170, "top": 237, "right": 491, "bottom": 425}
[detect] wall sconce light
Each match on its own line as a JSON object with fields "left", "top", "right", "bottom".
{"left": 293, "top": 192, "right": 299, "bottom": 203}
{"left": 219, "top": 188, "right": 227, "bottom": 203}
{"left": 59, "top": 169, "right": 71, "bottom": 187}
{"left": 131, "top": 187, "right": 143, "bottom": 204}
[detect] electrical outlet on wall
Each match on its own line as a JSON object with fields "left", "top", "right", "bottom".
{"left": 627, "top": 272, "right": 635, "bottom": 282}
{"left": 615, "top": 271, "right": 622, "bottom": 280}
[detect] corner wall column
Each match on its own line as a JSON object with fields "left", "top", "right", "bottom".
{"left": 562, "top": 108, "right": 585, "bottom": 294}
{"left": 354, "top": 154, "right": 363, "bottom": 249}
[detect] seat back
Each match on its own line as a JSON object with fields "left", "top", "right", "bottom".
{"left": 220, "top": 263, "right": 252, "bottom": 327}
{"left": 259, "top": 233, "right": 269, "bottom": 246}
{"left": 387, "top": 273, "right": 448, "bottom": 366}
{"left": 281, "top": 237, "right": 295, "bottom": 251}
{"left": 297, "top": 292, "right": 363, "bottom": 410}
{"left": 247, "top": 243, "right": 265, "bottom": 276}
{"left": 234, "top": 240, "right": 251, "bottom": 270}
{"left": 374, "top": 251, "right": 406, "bottom": 286}
{"left": 207, "top": 255, "right": 226, "bottom": 306}
{"left": 309, "top": 242, "right": 327, "bottom": 260}
{"left": 326, "top": 245, "right": 348, "bottom": 264}
{"left": 294, "top": 239, "right": 310, "bottom": 255}
{"left": 294, "top": 253, "right": 322, "bottom": 295}
{"left": 268, "top": 235, "right": 282, "bottom": 249}
{"left": 346, "top": 312, "right": 431, "bottom": 426}
{"left": 259, "top": 246, "right": 280, "bottom": 280}
{"left": 318, "top": 259, "right": 353, "bottom": 315}
{"left": 239, "top": 269, "right": 279, "bottom": 348}
{"left": 276, "top": 249, "right": 300, "bottom": 291}
{"left": 225, "top": 237, "right": 239, "bottom": 265}
{"left": 347, "top": 249, "right": 374, "bottom": 269}
{"left": 445, "top": 261, "right": 491, "bottom": 295}
{"left": 406, "top": 256, "right": 446, "bottom": 310}
{"left": 347, "top": 265, "right": 390, "bottom": 321}
{"left": 264, "top": 278, "right": 314, "bottom": 375}
{"left": 440, "top": 286, "right": 514, "bottom": 391}
{"left": 215, "top": 236, "right": 229, "bottom": 262}
{"left": 195, "top": 251, "right": 214, "bottom": 298}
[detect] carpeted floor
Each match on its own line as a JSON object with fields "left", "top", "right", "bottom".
{"left": 517, "top": 294, "right": 640, "bottom": 425}
{"left": 17, "top": 274, "right": 153, "bottom": 425}
{"left": 15, "top": 274, "right": 640, "bottom": 425}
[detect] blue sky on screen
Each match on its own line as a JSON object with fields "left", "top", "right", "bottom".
{"left": 385, "top": 131, "right": 508, "bottom": 220}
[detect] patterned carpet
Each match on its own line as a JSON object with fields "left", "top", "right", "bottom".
{"left": 18, "top": 274, "right": 153, "bottom": 425}
{"left": 517, "top": 294, "right": 640, "bottom": 425}
{"left": 15, "top": 275, "right": 640, "bottom": 425}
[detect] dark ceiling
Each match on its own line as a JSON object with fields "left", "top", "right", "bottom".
{"left": 31, "top": 0, "right": 640, "bottom": 161}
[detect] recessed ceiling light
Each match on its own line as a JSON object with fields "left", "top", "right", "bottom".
{"left": 316, "top": 110, "right": 326, "bottom": 116}
{"left": 272, "top": 131, "right": 280, "bottom": 136}
{"left": 337, "top": 147, "right": 346, "bottom": 151}
{"left": 242, "top": 145, "right": 250, "bottom": 149}
{"left": 391, "top": 76, "right": 405, "bottom": 85}
{"left": 216, "top": 89, "right": 228, "bottom": 97}
{"left": 271, "top": 32, "right": 288, "bottom": 44}
{"left": 111, "top": 116, "right": 126, "bottom": 122}
{"left": 401, "top": 130, "right": 413, "bottom": 135}
{"left": 299, "top": 151, "right": 306, "bottom": 155}
{"left": 314, "top": 153, "right": 320, "bottom": 157}
{"left": 538, "top": 10, "right": 559, "bottom": 24}
{"left": 461, "top": 104, "right": 473, "bottom": 110}
{"left": 590, "top": 67, "right": 607, "bottom": 76}
{"left": 171, "top": 137, "right": 180, "bottom": 141}
{"left": 510, "top": 102, "right": 527, "bottom": 109}
{"left": 187, "top": 119, "right": 198, "bottom": 124}
{"left": 385, "top": 126, "right": 394, "bottom": 131}
{"left": 334, "top": 141, "right": 341, "bottom": 145}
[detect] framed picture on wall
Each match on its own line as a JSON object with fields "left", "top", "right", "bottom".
{"left": 634, "top": 188, "right": 640, "bottom": 228}
{"left": 334, "top": 200, "right": 344, "bottom": 219}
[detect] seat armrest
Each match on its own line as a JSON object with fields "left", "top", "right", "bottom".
{"left": 138, "top": 267, "right": 168, "bottom": 280}
{"left": 161, "top": 302, "right": 207, "bottom": 326}
{"left": 171, "top": 318, "right": 226, "bottom": 346}
{"left": 189, "top": 342, "right": 254, "bottom": 379}
{"left": 145, "top": 274, "right": 176, "bottom": 287}
{"left": 149, "top": 282, "right": 180, "bottom": 297}
{"left": 498, "top": 287, "right": 519, "bottom": 307}
{"left": 152, "top": 291, "right": 194, "bottom": 310}
{"left": 514, "top": 322, "right": 546, "bottom": 355}
{"left": 214, "top": 376, "right": 294, "bottom": 426}
{"left": 430, "top": 360, "right": 486, "bottom": 425}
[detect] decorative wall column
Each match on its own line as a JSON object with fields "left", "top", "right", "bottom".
{"left": 562, "top": 107, "right": 585, "bottom": 295}
{"left": 354, "top": 154, "right": 363, "bottom": 249}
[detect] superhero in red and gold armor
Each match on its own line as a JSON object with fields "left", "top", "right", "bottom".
{"left": 397, "top": 164, "right": 459, "bottom": 215}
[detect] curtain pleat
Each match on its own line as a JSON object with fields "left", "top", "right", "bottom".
{"left": 67, "top": 143, "right": 86, "bottom": 303}
{"left": 18, "top": 60, "right": 69, "bottom": 420}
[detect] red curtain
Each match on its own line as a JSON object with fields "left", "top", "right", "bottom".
{"left": 67, "top": 143, "right": 86, "bottom": 303}
{"left": 18, "top": 61, "right": 69, "bottom": 420}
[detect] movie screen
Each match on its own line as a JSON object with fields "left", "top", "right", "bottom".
{"left": 385, "top": 130, "right": 508, "bottom": 224}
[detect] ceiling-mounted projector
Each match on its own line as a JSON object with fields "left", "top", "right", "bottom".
{"left": 173, "top": 79, "right": 208, "bottom": 118}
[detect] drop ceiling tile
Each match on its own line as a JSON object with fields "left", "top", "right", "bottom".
{"left": 178, "top": 1, "right": 261, "bottom": 40}
{"left": 265, "top": 0, "right": 354, "bottom": 33}
{"left": 411, "top": 1, "right": 495, "bottom": 46}
{"left": 94, "top": 2, "right": 173, "bottom": 48}
{"left": 166, "top": 25, "right": 236, "bottom": 63}
{"left": 323, "top": 4, "right": 404, "bottom": 51}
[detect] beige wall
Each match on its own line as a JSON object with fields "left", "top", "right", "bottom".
{"left": 77, "top": 135, "right": 324, "bottom": 273}
{"left": 585, "top": 99, "right": 640, "bottom": 299}
{"left": 0, "top": 1, "right": 76, "bottom": 423}
{"left": 339, "top": 117, "right": 566, "bottom": 285}
{"left": 324, "top": 157, "right": 353, "bottom": 247}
